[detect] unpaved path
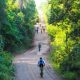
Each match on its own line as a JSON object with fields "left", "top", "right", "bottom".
{"left": 13, "top": 26, "right": 61, "bottom": 80}
{"left": 13, "top": 9, "right": 61, "bottom": 80}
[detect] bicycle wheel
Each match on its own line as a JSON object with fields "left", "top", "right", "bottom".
{"left": 40, "top": 67, "right": 43, "bottom": 78}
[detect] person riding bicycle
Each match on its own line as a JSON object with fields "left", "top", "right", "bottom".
{"left": 35, "top": 27, "right": 39, "bottom": 34}
{"left": 38, "top": 57, "right": 45, "bottom": 77}
{"left": 38, "top": 43, "right": 41, "bottom": 52}
{"left": 38, "top": 57, "right": 45, "bottom": 67}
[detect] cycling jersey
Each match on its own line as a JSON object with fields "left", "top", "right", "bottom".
{"left": 38, "top": 59, "right": 45, "bottom": 67}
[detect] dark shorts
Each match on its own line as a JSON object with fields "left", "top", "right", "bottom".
{"left": 39, "top": 64, "right": 44, "bottom": 67}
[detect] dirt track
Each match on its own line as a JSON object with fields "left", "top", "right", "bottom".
{"left": 13, "top": 26, "right": 61, "bottom": 80}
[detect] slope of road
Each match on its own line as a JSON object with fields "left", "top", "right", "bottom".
{"left": 13, "top": 24, "right": 62, "bottom": 80}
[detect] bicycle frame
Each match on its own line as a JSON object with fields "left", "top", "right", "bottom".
{"left": 40, "top": 66, "right": 43, "bottom": 78}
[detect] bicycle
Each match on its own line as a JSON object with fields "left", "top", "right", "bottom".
{"left": 38, "top": 57, "right": 45, "bottom": 78}
{"left": 40, "top": 66, "right": 43, "bottom": 78}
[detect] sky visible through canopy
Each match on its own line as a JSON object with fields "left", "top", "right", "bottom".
{"left": 35, "top": 0, "right": 47, "bottom": 9}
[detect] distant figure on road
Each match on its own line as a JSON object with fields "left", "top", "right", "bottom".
{"left": 43, "top": 27, "right": 45, "bottom": 32}
{"left": 36, "top": 27, "right": 39, "bottom": 34}
{"left": 40, "top": 23, "right": 41, "bottom": 27}
{"left": 38, "top": 43, "right": 41, "bottom": 52}
{"left": 41, "top": 28, "right": 43, "bottom": 34}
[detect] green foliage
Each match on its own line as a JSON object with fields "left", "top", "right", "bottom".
{"left": 0, "top": 0, "right": 38, "bottom": 51}
{"left": 43, "top": 0, "right": 80, "bottom": 79}
{"left": 0, "top": 51, "right": 15, "bottom": 80}
{"left": 61, "top": 44, "right": 80, "bottom": 75}
{"left": 0, "top": 35, "right": 4, "bottom": 51}
{"left": 0, "top": 0, "right": 38, "bottom": 80}
{"left": 63, "top": 71, "right": 77, "bottom": 80}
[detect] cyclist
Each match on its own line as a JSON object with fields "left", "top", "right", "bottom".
{"left": 38, "top": 57, "right": 45, "bottom": 77}
{"left": 38, "top": 43, "right": 41, "bottom": 52}
{"left": 36, "top": 27, "right": 39, "bottom": 34}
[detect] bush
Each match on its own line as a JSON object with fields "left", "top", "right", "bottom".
{"left": 60, "top": 43, "right": 80, "bottom": 80}
{"left": 0, "top": 51, "right": 15, "bottom": 80}
{"left": 63, "top": 71, "right": 77, "bottom": 80}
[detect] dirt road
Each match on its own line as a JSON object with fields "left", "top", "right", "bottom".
{"left": 13, "top": 24, "right": 61, "bottom": 80}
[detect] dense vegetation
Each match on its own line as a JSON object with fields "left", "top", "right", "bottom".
{"left": 43, "top": 0, "right": 80, "bottom": 80}
{"left": 0, "top": 0, "right": 38, "bottom": 80}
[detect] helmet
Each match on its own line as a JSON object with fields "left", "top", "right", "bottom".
{"left": 40, "top": 57, "right": 42, "bottom": 59}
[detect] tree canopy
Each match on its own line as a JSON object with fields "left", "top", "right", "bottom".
{"left": 0, "top": 0, "right": 38, "bottom": 80}
{"left": 43, "top": 0, "right": 80, "bottom": 79}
